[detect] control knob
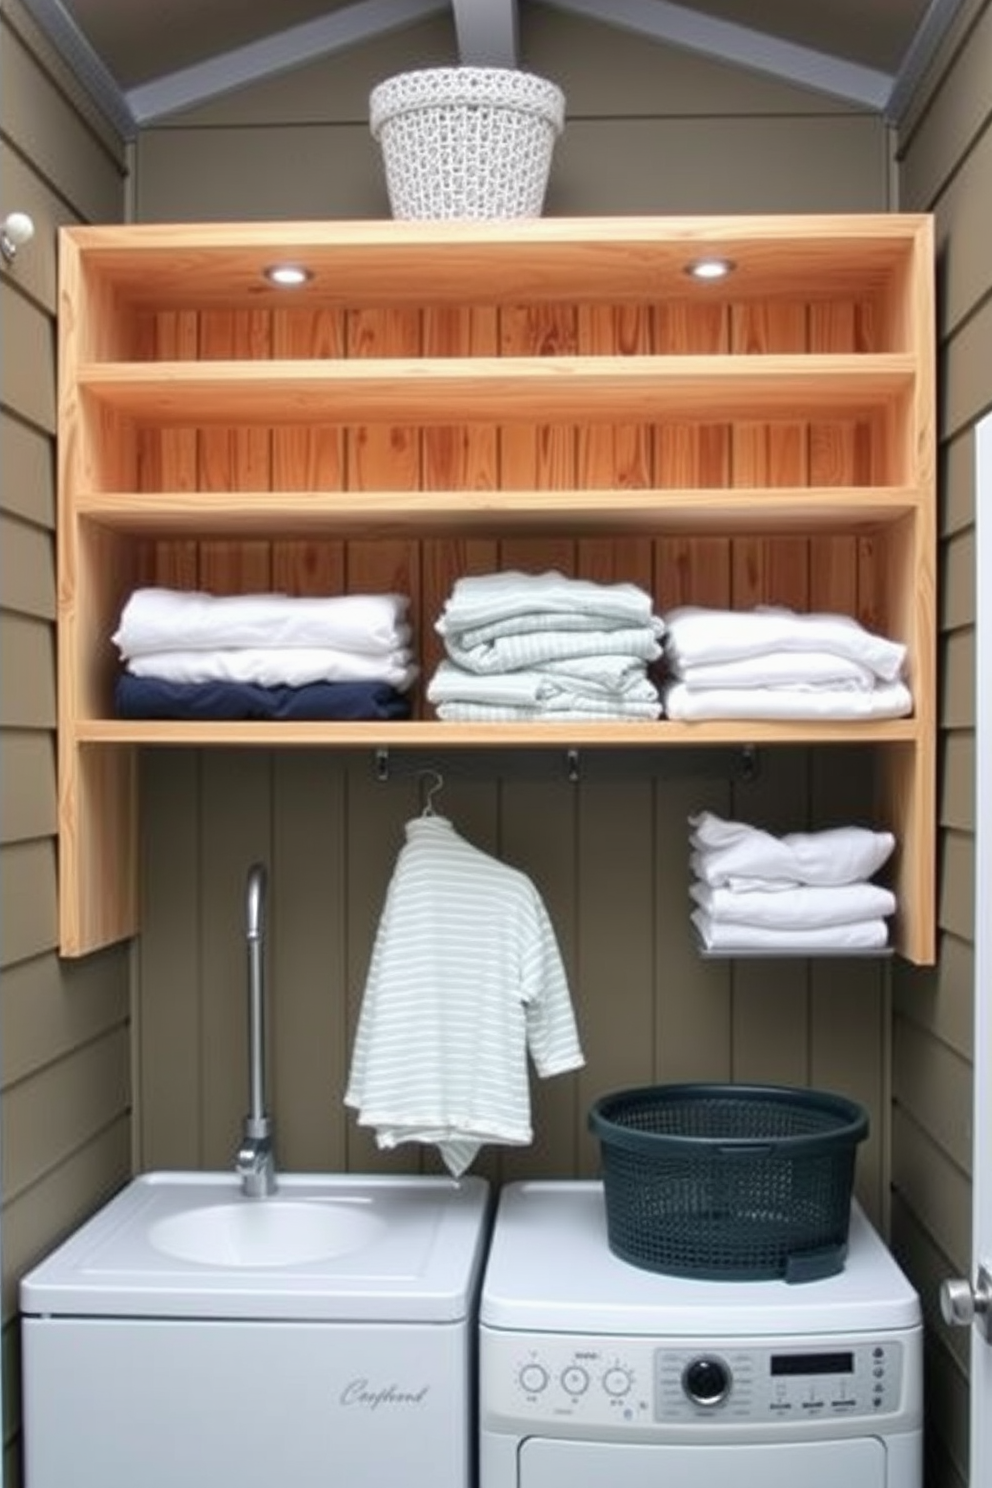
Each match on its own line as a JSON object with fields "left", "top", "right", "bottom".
{"left": 519, "top": 1362, "right": 549, "bottom": 1395}
{"left": 602, "top": 1366, "right": 633, "bottom": 1398}
{"left": 682, "top": 1355, "right": 731, "bottom": 1406}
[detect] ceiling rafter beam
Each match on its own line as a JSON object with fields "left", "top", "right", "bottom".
{"left": 451, "top": 0, "right": 518, "bottom": 66}
{"left": 540, "top": 0, "right": 893, "bottom": 112}
{"left": 17, "top": 0, "right": 137, "bottom": 138}
{"left": 125, "top": 0, "right": 449, "bottom": 125}
{"left": 885, "top": 0, "right": 968, "bottom": 123}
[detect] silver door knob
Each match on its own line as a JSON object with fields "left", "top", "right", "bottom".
{"left": 939, "top": 1265, "right": 992, "bottom": 1340}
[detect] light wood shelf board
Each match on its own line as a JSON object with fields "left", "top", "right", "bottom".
{"left": 77, "top": 355, "right": 916, "bottom": 426}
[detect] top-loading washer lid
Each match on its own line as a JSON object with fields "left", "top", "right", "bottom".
{"left": 479, "top": 1180, "right": 920, "bottom": 1337}
{"left": 20, "top": 1171, "right": 492, "bottom": 1323}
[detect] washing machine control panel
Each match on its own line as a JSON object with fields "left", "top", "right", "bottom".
{"left": 481, "top": 1330, "right": 909, "bottom": 1435}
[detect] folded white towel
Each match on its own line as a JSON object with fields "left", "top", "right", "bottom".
{"left": 674, "top": 650, "right": 876, "bottom": 692}
{"left": 689, "top": 812, "right": 896, "bottom": 887}
{"left": 444, "top": 624, "right": 663, "bottom": 675}
{"left": 690, "top": 880, "right": 896, "bottom": 929}
{"left": 663, "top": 605, "right": 906, "bottom": 682}
{"left": 127, "top": 646, "right": 418, "bottom": 690}
{"left": 689, "top": 856, "right": 798, "bottom": 891}
{"left": 691, "top": 908, "right": 890, "bottom": 952}
{"left": 436, "top": 570, "right": 657, "bottom": 635}
{"left": 663, "top": 680, "right": 912, "bottom": 720}
{"left": 114, "top": 588, "right": 411, "bottom": 658}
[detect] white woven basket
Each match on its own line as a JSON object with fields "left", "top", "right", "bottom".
{"left": 369, "top": 66, "right": 565, "bottom": 220}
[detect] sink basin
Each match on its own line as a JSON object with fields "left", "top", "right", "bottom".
{"left": 148, "top": 1199, "right": 386, "bottom": 1267}
{"left": 19, "top": 1172, "right": 491, "bottom": 1321}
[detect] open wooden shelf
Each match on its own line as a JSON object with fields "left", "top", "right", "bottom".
{"left": 58, "top": 214, "right": 936, "bottom": 963}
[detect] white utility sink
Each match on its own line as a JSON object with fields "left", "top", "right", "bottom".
{"left": 20, "top": 1170, "right": 490, "bottom": 1320}
{"left": 20, "top": 1170, "right": 491, "bottom": 1488}
{"left": 148, "top": 1197, "right": 386, "bottom": 1267}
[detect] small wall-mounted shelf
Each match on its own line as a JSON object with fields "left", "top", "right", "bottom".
{"left": 57, "top": 214, "right": 935, "bottom": 963}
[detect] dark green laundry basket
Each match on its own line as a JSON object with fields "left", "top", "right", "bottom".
{"left": 588, "top": 1083, "right": 869, "bottom": 1284}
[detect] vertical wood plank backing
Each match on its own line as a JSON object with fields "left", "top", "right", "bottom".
{"left": 421, "top": 307, "right": 499, "bottom": 490}
{"left": 576, "top": 305, "right": 652, "bottom": 490}
{"left": 421, "top": 306, "right": 499, "bottom": 688}
{"left": 269, "top": 308, "right": 348, "bottom": 595}
{"left": 198, "top": 311, "right": 274, "bottom": 594}
{"left": 654, "top": 302, "right": 730, "bottom": 490}
{"left": 143, "top": 311, "right": 200, "bottom": 587}
{"left": 347, "top": 308, "right": 421, "bottom": 491}
{"left": 499, "top": 305, "right": 578, "bottom": 490}
{"left": 271, "top": 306, "right": 345, "bottom": 489}
{"left": 653, "top": 300, "right": 732, "bottom": 613}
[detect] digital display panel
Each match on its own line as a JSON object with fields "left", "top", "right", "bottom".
{"left": 770, "top": 1352, "right": 855, "bottom": 1376}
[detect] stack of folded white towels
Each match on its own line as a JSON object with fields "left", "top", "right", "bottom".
{"left": 112, "top": 587, "right": 417, "bottom": 721}
{"left": 426, "top": 570, "right": 665, "bottom": 722}
{"left": 688, "top": 810, "right": 898, "bottom": 953}
{"left": 661, "top": 605, "right": 912, "bottom": 721}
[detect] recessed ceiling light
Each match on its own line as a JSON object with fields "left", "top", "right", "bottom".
{"left": 684, "top": 257, "right": 736, "bottom": 281}
{"left": 263, "top": 263, "right": 312, "bottom": 287}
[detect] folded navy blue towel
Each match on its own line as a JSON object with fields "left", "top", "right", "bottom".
{"left": 115, "top": 674, "right": 412, "bottom": 722}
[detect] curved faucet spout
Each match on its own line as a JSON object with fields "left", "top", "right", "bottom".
{"left": 246, "top": 862, "right": 266, "bottom": 942}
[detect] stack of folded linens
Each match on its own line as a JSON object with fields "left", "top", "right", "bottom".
{"left": 112, "top": 587, "right": 417, "bottom": 721}
{"left": 688, "top": 810, "right": 897, "bottom": 954}
{"left": 427, "top": 570, "right": 664, "bottom": 722}
{"left": 661, "top": 605, "right": 912, "bottom": 721}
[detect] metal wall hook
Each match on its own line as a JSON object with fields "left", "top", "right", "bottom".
{"left": 1, "top": 211, "right": 35, "bottom": 265}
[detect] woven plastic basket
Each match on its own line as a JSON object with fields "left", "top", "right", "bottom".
{"left": 369, "top": 66, "right": 565, "bottom": 220}
{"left": 589, "top": 1083, "right": 869, "bottom": 1284}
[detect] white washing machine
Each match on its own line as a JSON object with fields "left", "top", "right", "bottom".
{"left": 479, "top": 1181, "right": 922, "bottom": 1488}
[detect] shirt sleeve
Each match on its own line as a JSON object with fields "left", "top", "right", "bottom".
{"left": 522, "top": 889, "right": 585, "bottom": 1077}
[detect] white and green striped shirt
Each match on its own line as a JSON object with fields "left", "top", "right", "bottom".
{"left": 345, "top": 816, "right": 584, "bottom": 1176}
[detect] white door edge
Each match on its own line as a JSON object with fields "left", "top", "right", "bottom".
{"left": 971, "top": 414, "right": 992, "bottom": 1482}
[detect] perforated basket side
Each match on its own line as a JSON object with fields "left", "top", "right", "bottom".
{"left": 589, "top": 1083, "right": 868, "bottom": 1282}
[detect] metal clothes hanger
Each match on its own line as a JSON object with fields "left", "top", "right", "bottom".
{"left": 418, "top": 768, "right": 444, "bottom": 817}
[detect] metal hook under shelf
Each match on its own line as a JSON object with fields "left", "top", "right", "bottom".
{"left": 371, "top": 744, "right": 759, "bottom": 785}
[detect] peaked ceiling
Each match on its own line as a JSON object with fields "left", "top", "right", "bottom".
{"left": 21, "top": 0, "right": 963, "bottom": 138}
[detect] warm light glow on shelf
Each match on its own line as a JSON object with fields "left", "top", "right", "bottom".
{"left": 684, "top": 257, "right": 735, "bottom": 281}
{"left": 263, "top": 263, "right": 312, "bottom": 287}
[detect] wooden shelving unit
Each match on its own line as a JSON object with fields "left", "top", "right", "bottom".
{"left": 57, "top": 214, "right": 935, "bottom": 962}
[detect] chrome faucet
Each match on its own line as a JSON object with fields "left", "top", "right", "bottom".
{"left": 236, "top": 862, "right": 277, "bottom": 1198}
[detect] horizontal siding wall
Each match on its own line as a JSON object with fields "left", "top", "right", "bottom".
{"left": 894, "top": 2, "right": 992, "bottom": 1484}
{"left": 131, "top": 2, "right": 896, "bottom": 1231}
{"left": 0, "top": 1, "right": 129, "bottom": 1482}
